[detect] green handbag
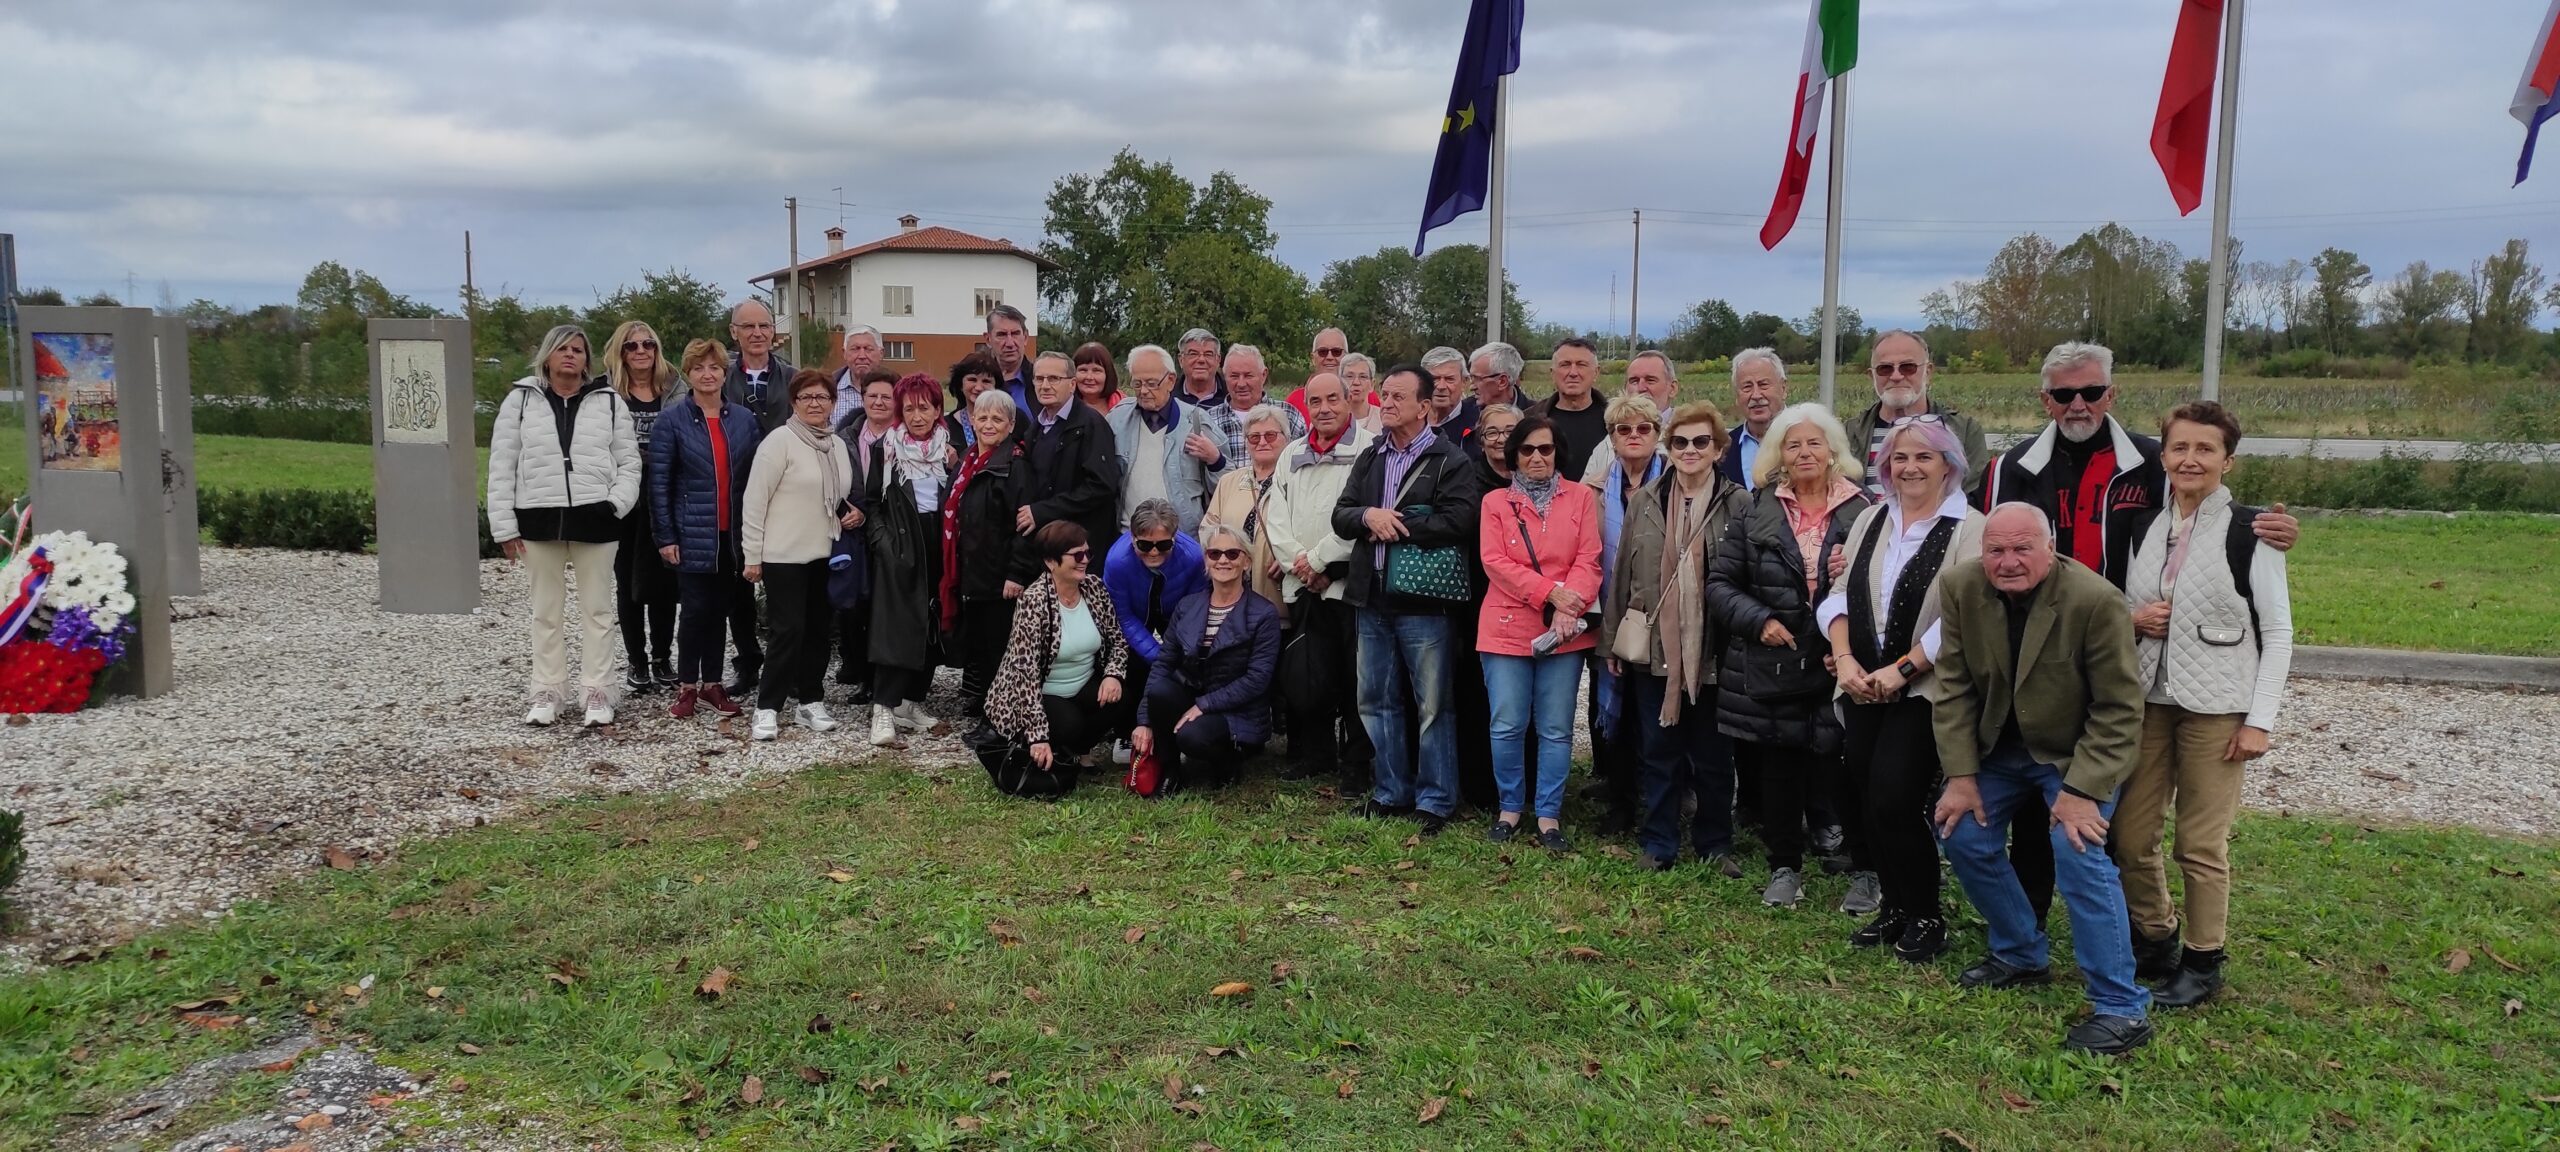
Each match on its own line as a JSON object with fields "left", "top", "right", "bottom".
{"left": 1383, "top": 503, "right": 1471, "bottom": 604}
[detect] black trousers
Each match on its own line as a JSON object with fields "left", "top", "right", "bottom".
{"left": 2013, "top": 791, "right": 2056, "bottom": 925}
{"left": 615, "top": 534, "right": 677, "bottom": 670}
{"left": 1450, "top": 607, "right": 1498, "bottom": 810}
{"left": 1283, "top": 596, "right": 1372, "bottom": 776}
{"left": 726, "top": 571, "right": 763, "bottom": 680}
{"left": 1630, "top": 674, "right": 1736, "bottom": 861}
{"left": 1589, "top": 655, "right": 1639, "bottom": 822}
{"left": 1743, "top": 739, "right": 1823, "bottom": 871}
{"left": 674, "top": 570, "right": 730, "bottom": 686}
{"left": 957, "top": 597, "right": 1016, "bottom": 716}
{"left": 1840, "top": 695, "right": 1945, "bottom": 916}
{"left": 756, "top": 560, "right": 831, "bottom": 712}
{"left": 834, "top": 602, "right": 872, "bottom": 686}
{"left": 1142, "top": 676, "right": 1240, "bottom": 790}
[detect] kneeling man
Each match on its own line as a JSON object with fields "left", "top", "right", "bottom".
{"left": 1930, "top": 503, "right": 2151, "bottom": 1055}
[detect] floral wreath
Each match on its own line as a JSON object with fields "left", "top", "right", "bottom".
{"left": 0, "top": 502, "right": 136, "bottom": 713}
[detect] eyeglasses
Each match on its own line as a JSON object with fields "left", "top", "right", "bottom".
{"left": 2044, "top": 385, "right": 2110, "bottom": 405}
{"left": 1132, "top": 537, "right": 1175, "bottom": 554}
{"left": 1314, "top": 347, "right": 1346, "bottom": 358}
{"left": 1062, "top": 547, "right": 1091, "bottom": 564}
{"left": 623, "top": 339, "right": 658, "bottom": 352}
{"left": 1470, "top": 372, "right": 1507, "bottom": 385}
{"left": 1032, "top": 373, "right": 1072, "bottom": 385}
{"left": 1479, "top": 425, "right": 1515, "bottom": 442}
{"left": 1611, "top": 422, "right": 1657, "bottom": 438}
{"left": 1872, "top": 361, "right": 1926, "bottom": 379}
{"left": 1203, "top": 547, "right": 1247, "bottom": 562}
{"left": 1245, "top": 431, "right": 1284, "bottom": 444}
{"left": 793, "top": 393, "right": 832, "bottom": 404}
{"left": 1131, "top": 375, "right": 1176, "bottom": 390}
{"left": 1667, "top": 433, "right": 1718, "bottom": 451}
{"left": 1515, "top": 442, "right": 1556, "bottom": 457}
{"left": 1890, "top": 413, "right": 1945, "bottom": 428}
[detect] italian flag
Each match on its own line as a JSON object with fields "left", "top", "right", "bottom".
{"left": 1760, "top": 0, "right": 1860, "bottom": 250}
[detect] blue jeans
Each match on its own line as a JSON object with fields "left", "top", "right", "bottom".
{"left": 1629, "top": 673, "right": 1735, "bottom": 860}
{"left": 1356, "top": 610, "right": 1458, "bottom": 817}
{"left": 1481, "top": 652, "right": 1583, "bottom": 821}
{"left": 1939, "top": 743, "right": 2151, "bottom": 1020}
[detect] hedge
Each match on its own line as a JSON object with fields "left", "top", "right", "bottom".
{"left": 200, "top": 487, "right": 503, "bottom": 557}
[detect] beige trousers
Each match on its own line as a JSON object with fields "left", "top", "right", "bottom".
{"left": 2111, "top": 703, "right": 2246, "bottom": 951}
{"left": 524, "top": 539, "right": 621, "bottom": 704}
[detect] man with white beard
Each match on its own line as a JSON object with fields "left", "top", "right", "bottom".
{"left": 1842, "top": 329, "right": 1989, "bottom": 502}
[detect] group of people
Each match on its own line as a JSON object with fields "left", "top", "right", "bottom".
{"left": 485, "top": 301, "right": 2300, "bottom": 1057}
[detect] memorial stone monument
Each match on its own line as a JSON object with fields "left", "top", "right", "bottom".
{"left": 367, "top": 318, "right": 481, "bottom": 614}
{"left": 157, "top": 315, "right": 202, "bottom": 597}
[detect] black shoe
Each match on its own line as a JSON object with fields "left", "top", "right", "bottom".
{"left": 1281, "top": 760, "right": 1327, "bottom": 781}
{"left": 1893, "top": 916, "right": 1949, "bottom": 964}
{"left": 1596, "top": 808, "right": 1635, "bottom": 837}
{"left": 1703, "top": 851, "right": 1746, "bottom": 879}
{"left": 2063, "top": 1013, "right": 2154, "bottom": 1057}
{"left": 1487, "top": 819, "right": 1519, "bottom": 843}
{"left": 1536, "top": 827, "right": 1572, "bottom": 853}
{"left": 1360, "top": 799, "right": 1412, "bottom": 820}
{"left": 1958, "top": 956, "right": 2053, "bottom": 991}
{"left": 1415, "top": 811, "right": 1449, "bottom": 837}
{"left": 2153, "top": 951, "right": 2227, "bottom": 1009}
{"left": 652, "top": 657, "right": 677, "bottom": 684}
{"left": 1636, "top": 852, "right": 1675, "bottom": 873}
{"left": 723, "top": 669, "right": 759, "bottom": 697}
{"left": 1849, "top": 909, "right": 1910, "bottom": 949}
{"left": 844, "top": 683, "right": 873, "bottom": 706}
{"left": 625, "top": 667, "right": 655, "bottom": 695}
{"left": 2132, "top": 928, "right": 2184, "bottom": 983}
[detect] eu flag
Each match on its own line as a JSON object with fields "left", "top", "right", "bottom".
{"left": 1414, "top": 0, "right": 1525, "bottom": 256}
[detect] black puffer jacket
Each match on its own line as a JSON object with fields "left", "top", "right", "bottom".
{"left": 952, "top": 443, "right": 1036, "bottom": 602}
{"left": 1707, "top": 484, "right": 1869, "bottom": 751}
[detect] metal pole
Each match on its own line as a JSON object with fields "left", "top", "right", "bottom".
{"left": 1485, "top": 74, "right": 1509, "bottom": 346}
{"left": 785, "top": 197, "right": 801, "bottom": 368}
{"left": 1629, "top": 209, "right": 1642, "bottom": 359}
{"left": 1, "top": 234, "right": 17, "bottom": 409}
{"left": 462, "top": 230, "right": 475, "bottom": 317}
{"left": 1818, "top": 73, "right": 1849, "bottom": 407}
{"left": 2199, "top": 0, "right": 2245, "bottom": 401}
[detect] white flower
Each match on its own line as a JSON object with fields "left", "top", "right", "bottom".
{"left": 21, "top": 531, "right": 132, "bottom": 625}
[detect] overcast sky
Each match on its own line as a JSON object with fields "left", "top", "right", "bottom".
{"left": 4, "top": 0, "right": 2553, "bottom": 334}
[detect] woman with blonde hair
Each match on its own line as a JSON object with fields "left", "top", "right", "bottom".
{"left": 1201, "top": 404, "right": 1293, "bottom": 615}
{"left": 603, "top": 320, "right": 680, "bottom": 695}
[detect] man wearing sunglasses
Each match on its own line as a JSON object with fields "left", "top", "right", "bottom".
{"left": 1842, "top": 330, "right": 1990, "bottom": 503}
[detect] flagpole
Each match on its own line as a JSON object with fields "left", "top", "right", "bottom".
{"left": 1818, "top": 72, "right": 1848, "bottom": 408}
{"left": 2199, "top": 0, "right": 2244, "bottom": 401}
{"left": 1485, "top": 74, "right": 1510, "bottom": 345}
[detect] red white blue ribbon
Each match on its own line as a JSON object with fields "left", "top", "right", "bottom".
{"left": 0, "top": 547, "right": 51, "bottom": 647}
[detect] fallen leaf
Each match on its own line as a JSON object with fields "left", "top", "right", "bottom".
{"left": 1392, "top": 860, "right": 1416, "bottom": 872}
{"left": 2506, "top": 998, "right": 2525, "bottom": 1018}
{"left": 954, "top": 1116, "right": 985, "bottom": 1131}
{"left": 257, "top": 1054, "right": 301, "bottom": 1073}
{"left": 2534, "top": 1093, "right": 2560, "bottom": 1105}
{"left": 457, "top": 787, "right": 482, "bottom": 800}
{"left": 1163, "top": 1073, "right": 1186, "bottom": 1102}
{"left": 1271, "top": 961, "right": 1295, "bottom": 982}
{"left": 171, "top": 995, "right": 238, "bottom": 1011}
{"left": 1599, "top": 844, "right": 1634, "bottom": 860}
{"left": 807, "top": 1014, "right": 833, "bottom": 1033}
{"left": 987, "top": 1069, "right": 1012, "bottom": 1085}
{"left": 458, "top": 1042, "right": 484, "bottom": 1055}
{"left": 987, "top": 921, "right": 1025, "bottom": 947}
{"left": 1999, "top": 1089, "right": 2036, "bottom": 1113}
{"left": 179, "top": 1012, "right": 242, "bottom": 1031}
{"left": 1418, "top": 1096, "right": 1447, "bottom": 1124}
{"left": 323, "top": 846, "right": 359, "bottom": 871}
{"left": 1564, "top": 945, "right": 1605, "bottom": 962}
{"left": 1172, "top": 1099, "right": 1207, "bottom": 1116}
{"left": 2100, "top": 1079, "right": 2123, "bottom": 1098}
{"left": 1342, "top": 865, "right": 1368, "bottom": 876}
{"left": 2484, "top": 946, "right": 2526, "bottom": 974}
{"left": 1938, "top": 1131, "right": 1980, "bottom": 1152}
{"left": 859, "top": 1077, "right": 887, "bottom": 1093}
{"left": 799, "top": 1065, "right": 831, "bottom": 1085}
{"left": 2447, "top": 949, "right": 2473, "bottom": 975}
{"left": 740, "top": 837, "right": 758, "bottom": 852}
{"left": 109, "top": 1102, "right": 165, "bottom": 1122}
{"left": 1581, "top": 1059, "right": 1602, "bottom": 1079}
{"left": 824, "top": 869, "right": 856, "bottom": 884}
{"left": 679, "top": 1080, "right": 705, "bottom": 1105}
{"left": 1337, "top": 1079, "right": 1356, "bottom": 1098}
{"left": 1020, "top": 986, "right": 1048, "bottom": 1004}
{"left": 1701, "top": 1113, "right": 1735, "bottom": 1127}
{"left": 1202, "top": 1045, "right": 1236, "bottom": 1058}
{"left": 1124, "top": 926, "right": 1148, "bottom": 945}
{"left": 940, "top": 1000, "right": 957, "bottom": 1014}
{"left": 295, "top": 1113, "right": 333, "bottom": 1132}
{"left": 1226, "top": 869, "right": 1246, "bottom": 881}
{"left": 2360, "top": 768, "right": 2403, "bottom": 783}
{"left": 1210, "top": 981, "right": 1254, "bottom": 998}
{"left": 1402, "top": 834, "right": 1421, "bottom": 848}
{"left": 696, "top": 967, "right": 735, "bottom": 998}
{"left": 1765, "top": 1058, "right": 1790, "bottom": 1070}
{"left": 424, "top": 986, "right": 445, "bottom": 999}
{"left": 1838, "top": 1066, "right": 1862, "bottom": 1080}
{"left": 739, "top": 1075, "right": 765, "bottom": 1105}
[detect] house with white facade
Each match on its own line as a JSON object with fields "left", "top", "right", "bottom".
{"left": 752, "top": 214, "right": 1055, "bottom": 369}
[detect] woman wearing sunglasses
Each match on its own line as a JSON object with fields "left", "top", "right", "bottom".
{"left": 1476, "top": 415, "right": 1603, "bottom": 851}
{"left": 603, "top": 320, "right": 680, "bottom": 696}
{"left": 1202, "top": 404, "right": 1294, "bottom": 615}
{"left": 981, "top": 521, "right": 1130, "bottom": 798}
{"left": 1099, "top": 498, "right": 1208, "bottom": 760}
{"left": 1131, "top": 521, "right": 1283, "bottom": 791}
{"left": 1580, "top": 394, "right": 1668, "bottom": 835}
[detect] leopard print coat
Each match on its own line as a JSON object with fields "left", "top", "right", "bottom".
{"left": 983, "top": 573, "right": 1132, "bottom": 746}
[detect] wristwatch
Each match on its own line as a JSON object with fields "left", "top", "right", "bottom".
{"left": 1895, "top": 658, "right": 1920, "bottom": 680}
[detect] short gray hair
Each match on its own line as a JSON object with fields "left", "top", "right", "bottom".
{"left": 1878, "top": 418, "right": 1969, "bottom": 501}
{"left": 2040, "top": 341, "right": 2115, "bottom": 386}
{"left": 1984, "top": 501, "right": 2055, "bottom": 542}
{"left": 1129, "top": 498, "right": 1182, "bottom": 537}
{"left": 971, "top": 388, "right": 1018, "bottom": 422}
{"left": 1127, "top": 344, "right": 1173, "bottom": 379}
{"left": 1871, "top": 328, "right": 1931, "bottom": 362}
{"left": 1242, "top": 402, "right": 1291, "bottom": 436}
{"left": 1224, "top": 343, "right": 1266, "bottom": 371}
{"left": 1178, "top": 327, "right": 1220, "bottom": 351}
{"left": 1755, "top": 401, "right": 1861, "bottom": 487}
{"left": 1628, "top": 350, "right": 1679, "bottom": 382}
{"left": 842, "top": 325, "right": 882, "bottom": 349}
{"left": 1339, "top": 352, "right": 1377, "bottom": 379}
{"left": 1732, "top": 347, "right": 1786, "bottom": 383}
{"left": 1311, "top": 327, "right": 1347, "bottom": 355}
{"left": 1421, "top": 346, "right": 1465, "bottom": 372}
{"left": 1470, "top": 341, "right": 1524, "bottom": 381}
{"left": 531, "top": 324, "right": 590, "bottom": 376}
{"left": 1479, "top": 403, "right": 1524, "bottom": 423}
{"left": 1198, "top": 518, "right": 1252, "bottom": 550}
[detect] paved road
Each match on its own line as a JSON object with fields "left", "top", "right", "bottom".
{"left": 1985, "top": 433, "right": 2559, "bottom": 462}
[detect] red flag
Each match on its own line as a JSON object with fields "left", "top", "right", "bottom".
{"left": 2151, "top": 0, "right": 2224, "bottom": 216}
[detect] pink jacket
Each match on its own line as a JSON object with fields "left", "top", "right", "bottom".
{"left": 1478, "top": 483, "right": 1605, "bottom": 657}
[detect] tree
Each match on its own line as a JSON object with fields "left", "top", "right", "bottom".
{"left": 18, "top": 287, "right": 65, "bottom": 306}
{"left": 1794, "top": 305, "right": 1869, "bottom": 363}
{"left": 75, "top": 291, "right": 121, "bottom": 307}
{"left": 1956, "top": 233, "right": 2071, "bottom": 366}
{"left": 1664, "top": 299, "right": 1744, "bottom": 362}
{"left": 1038, "top": 148, "right": 1318, "bottom": 355}
{"left": 582, "top": 268, "right": 730, "bottom": 363}
{"left": 1413, "top": 245, "right": 1525, "bottom": 355}
{"left": 1313, "top": 243, "right": 1524, "bottom": 364}
{"left": 2466, "top": 239, "right": 2547, "bottom": 364}
{"left": 2308, "top": 247, "right": 2371, "bottom": 354}
{"left": 2373, "top": 260, "right": 2471, "bottom": 360}
{"left": 2052, "top": 223, "right": 2186, "bottom": 362}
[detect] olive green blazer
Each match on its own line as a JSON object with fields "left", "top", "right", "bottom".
{"left": 1930, "top": 557, "right": 2145, "bottom": 799}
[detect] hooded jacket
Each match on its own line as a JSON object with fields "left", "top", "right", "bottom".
{"left": 487, "top": 376, "right": 641, "bottom": 543}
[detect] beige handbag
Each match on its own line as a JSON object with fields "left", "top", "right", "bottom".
{"left": 1611, "top": 606, "right": 1654, "bottom": 664}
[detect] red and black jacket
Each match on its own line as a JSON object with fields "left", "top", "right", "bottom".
{"left": 1985, "top": 416, "right": 2163, "bottom": 591}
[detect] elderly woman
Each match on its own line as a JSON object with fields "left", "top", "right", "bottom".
{"left": 1709, "top": 402, "right": 1870, "bottom": 908}
{"left": 863, "top": 372, "right": 955, "bottom": 747}
{"left": 1582, "top": 394, "right": 1667, "bottom": 834}
{"left": 1454, "top": 403, "right": 1524, "bottom": 810}
{"left": 603, "top": 320, "right": 679, "bottom": 696}
{"left": 489, "top": 324, "right": 642, "bottom": 728}
{"left": 741, "top": 369, "right": 860, "bottom": 741}
{"left": 982, "top": 521, "right": 1131, "bottom": 798}
{"left": 650, "top": 338, "right": 761, "bottom": 720}
{"left": 1339, "top": 352, "right": 1382, "bottom": 435}
{"left": 1203, "top": 403, "right": 1292, "bottom": 614}
{"left": 1132, "top": 521, "right": 1284, "bottom": 791}
{"left": 1101, "top": 498, "right": 1209, "bottom": 758}
{"left": 2112, "top": 401, "right": 2293, "bottom": 1009}
{"left": 1606, "top": 401, "right": 1749, "bottom": 874}
{"left": 946, "top": 389, "right": 1034, "bottom": 733}
{"left": 833, "top": 369, "right": 902, "bottom": 700}
{"left": 1818, "top": 416, "right": 1985, "bottom": 960}
{"left": 1072, "top": 341, "right": 1125, "bottom": 416}
{"left": 1477, "top": 416, "right": 1604, "bottom": 851}
{"left": 944, "top": 352, "right": 1010, "bottom": 452}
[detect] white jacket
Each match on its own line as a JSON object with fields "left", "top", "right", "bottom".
{"left": 487, "top": 377, "right": 642, "bottom": 542}
{"left": 1262, "top": 425, "right": 1372, "bottom": 602}
{"left": 2122, "top": 486, "right": 2293, "bottom": 731}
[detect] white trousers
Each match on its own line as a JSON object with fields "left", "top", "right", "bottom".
{"left": 523, "top": 539, "right": 620, "bottom": 703}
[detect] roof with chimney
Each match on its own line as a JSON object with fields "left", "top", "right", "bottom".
{"left": 750, "top": 214, "right": 1058, "bottom": 283}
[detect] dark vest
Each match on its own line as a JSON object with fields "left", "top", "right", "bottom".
{"left": 1844, "top": 512, "right": 1959, "bottom": 671}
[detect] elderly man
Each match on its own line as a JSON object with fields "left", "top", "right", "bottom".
{"left": 830, "top": 326, "right": 885, "bottom": 430}
{"left": 1468, "top": 340, "right": 1534, "bottom": 416}
{"left": 1016, "top": 350, "right": 1122, "bottom": 557}
{"left": 1842, "top": 330, "right": 1990, "bottom": 502}
{"left": 1621, "top": 350, "right": 1680, "bottom": 413}
{"left": 1331, "top": 365, "right": 1478, "bottom": 833}
{"left": 1529, "top": 337, "right": 1610, "bottom": 478}
{"left": 1716, "top": 348, "right": 1787, "bottom": 491}
{"left": 1108, "top": 344, "right": 1218, "bottom": 535}
{"left": 1265, "top": 371, "right": 1375, "bottom": 785}
{"left": 722, "top": 299, "right": 796, "bottom": 432}
{"left": 986, "top": 304, "right": 1035, "bottom": 412}
{"left": 1204, "top": 343, "right": 1303, "bottom": 472}
{"left": 1930, "top": 503, "right": 2151, "bottom": 1056}
{"left": 1285, "top": 328, "right": 1368, "bottom": 421}
{"left": 1176, "top": 328, "right": 1227, "bottom": 408}
{"left": 1422, "top": 345, "right": 1477, "bottom": 450}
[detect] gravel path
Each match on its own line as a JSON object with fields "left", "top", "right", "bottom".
{"left": 3, "top": 548, "right": 2555, "bottom": 961}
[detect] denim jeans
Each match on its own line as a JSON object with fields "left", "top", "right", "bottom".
{"left": 1355, "top": 610, "right": 1458, "bottom": 817}
{"left": 1481, "top": 652, "right": 1583, "bottom": 821}
{"left": 1628, "top": 673, "right": 1735, "bottom": 861}
{"left": 1938, "top": 742, "right": 2150, "bottom": 1020}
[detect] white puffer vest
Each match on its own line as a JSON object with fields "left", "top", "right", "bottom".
{"left": 2122, "top": 487, "right": 2260, "bottom": 716}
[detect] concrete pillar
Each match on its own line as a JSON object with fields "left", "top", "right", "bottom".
{"left": 367, "top": 318, "right": 481, "bottom": 614}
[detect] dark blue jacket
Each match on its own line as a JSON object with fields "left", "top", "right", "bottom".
{"left": 1137, "top": 588, "right": 1283, "bottom": 744}
{"left": 1101, "top": 531, "right": 1208, "bottom": 664}
{"left": 648, "top": 395, "right": 762, "bottom": 573}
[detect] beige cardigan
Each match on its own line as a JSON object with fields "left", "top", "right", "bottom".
{"left": 740, "top": 427, "right": 853, "bottom": 566}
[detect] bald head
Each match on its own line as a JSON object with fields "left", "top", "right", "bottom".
{"left": 1303, "top": 370, "right": 1350, "bottom": 438}
{"left": 1980, "top": 503, "right": 2056, "bottom": 595}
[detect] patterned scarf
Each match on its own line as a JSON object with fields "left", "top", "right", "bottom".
{"left": 1512, "top": 472, "right": 1559, "bottom": 516}
{"left": 783, "top": 418, "right": 843, "bottom": 533}
{"left": 938, "top": 444, "right": 998, "bottom": 632}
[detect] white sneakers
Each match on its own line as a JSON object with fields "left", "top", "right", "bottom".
{"left": 751, "top": 709, "right": 781, "bottom": 741}
{"left": 869, "top": 706, "right": 905, "bottom": 748}
{"left": 795, "top": 703, "right": 840, "bottom": 733}
{"left": 583, "top": 704, "right": 615, "bottom": 727}
{"left": 524, "top": 702, "right": 558, "bottom": 727}
{"left": 888, "top": 702, "right": 934, "bottom": 733}
{"left": 1111, "top": 738, "right": 1134, "bottom": 766}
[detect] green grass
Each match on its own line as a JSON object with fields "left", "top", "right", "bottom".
{"left": 2286, "top": 513, "right": 2560, "bottom": 657}
{"left": 5, "top": 763, "right": 2556, "bottom": 1150}
{"left": 0, "top": 423, "right": 390, "bottom": 496}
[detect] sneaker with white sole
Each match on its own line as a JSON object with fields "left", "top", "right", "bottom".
{"left": 890, "top": 701, "right": 935, "bottom": 733}
{"left": 525, "top": 702, "right": 559, "bottom": 727}
{"left": 869, "top": 707, "right": 905, "bottom": 748}
{"left": 750, "top": 709, "right": 781, "bottom": 741}
{"left": 1111, "top": 738, "right": 1134, "bottom": 766}
{"left": 795, "top": 702, "right": 839, "bottom": 732}
{"left": 1839, "top": 870, "right": 1882, "bottom": 916}
{"left": 1761, "top": 867, "right": 1806, "bottom": 908}
{"left": 583, "top": 704, "right": 615, "bottom": 727}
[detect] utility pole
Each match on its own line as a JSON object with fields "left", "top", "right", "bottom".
{"left": 1628, "top": 209, "right": 1643, "bottom": 359}
{"left": 785, "top": 196, "right": 801, "bottom": 368}
{"left": 1608, "top": 274, "right": 1618, "bottom": 360}
{"left": 462, "top": 231, "right": 475, "bottom": 318}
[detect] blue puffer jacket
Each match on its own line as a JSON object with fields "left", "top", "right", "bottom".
{"left": 1101, "top": 531, "right": 1207, "bottom": 664}
{"left": 1136, "top": 588, "right": 1283, "bottom": 745}
{"left": 648, "top": 395, "right": 763, "bottom": 573}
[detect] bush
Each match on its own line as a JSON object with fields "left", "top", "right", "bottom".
{"left": 2244, "top": 351, "right": 2414, "bottom": 380}
{"left": 2232, "top": 455, "right": 2560, "bottom": 513}
{"left": 192, "top": 397, "right": 500, "bottom": 447}
{"left": 199, "top": 487, "right": 505, "bottom": 557}
{"left": 0, "top": 809, "right": 23, "bottom": 922}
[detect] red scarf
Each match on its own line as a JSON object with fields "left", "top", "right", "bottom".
{"left": 1305, "top": 422, "right": 1347, "bottom": 457}
{"left": 939, "top": 445, "right": 997, "bottom": 632}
